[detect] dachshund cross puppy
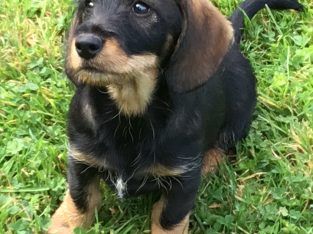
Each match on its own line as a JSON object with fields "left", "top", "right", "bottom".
{"left": 49, "top": 0, "right": 303, "bottom": 233}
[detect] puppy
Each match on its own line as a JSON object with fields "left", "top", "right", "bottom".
{"left": 49, "top": 0, "right": 303, "bottom": 233}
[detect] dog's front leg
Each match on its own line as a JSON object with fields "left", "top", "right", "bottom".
{"left": 48, "top": 158, "right": 101, "bottom": 233}
{"left": 151, "top": 170, "right": 201, "bottom": 234}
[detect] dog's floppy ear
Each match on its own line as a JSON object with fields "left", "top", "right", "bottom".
{"left": 165, "top": 0, "right": 234, "bottom": 92}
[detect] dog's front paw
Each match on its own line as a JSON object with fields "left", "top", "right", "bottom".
{"left": 48, "top": 191, "right": 95, "bottom": 234}
{"left": 48, "top": 209, "right": 73, "bottom": 234}
{"left": 151, "top": 199, "right": 189, "bottom": 234}
{"left": 47, "top": 223, "right": 72, "bottom": 234}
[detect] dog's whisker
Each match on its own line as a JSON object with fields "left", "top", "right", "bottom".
{"left": 131, "top": 152, "right": 142, "bottom": 167}
{"left": 160, "top": 177, "right": 172, "bottom": 191}
{"left": 149, "top": 119, "right": 156, "bottom": 141}
{"left": 103, "top": 111, "right": 121, "bottom": 124}
{"left": 128, "top": 118, "right": 134, "bottom": 142}
{"left": 80, "top": 165, "right": 93, "bottom": 174}
{"left": 136, "top": 175, "right": 149, "bottom": 193}
{"left": 171, "top": 176, "right": 184, "bottom": 190}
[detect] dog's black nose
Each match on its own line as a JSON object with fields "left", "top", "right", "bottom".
{"left": 75, "top": 34, "right": 103, "bottom": 60}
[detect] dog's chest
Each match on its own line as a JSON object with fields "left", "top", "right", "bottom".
{"left": 70, "top": 136, "right": 190, "bottom": 198}
{"left": 70, "top": 86, "right": 193, "bottom": 197}
{"left": 101, "top": 163, "right": 189, "bottom": 198}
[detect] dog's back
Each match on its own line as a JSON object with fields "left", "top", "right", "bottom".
{"left": 216, "top": 0, "right": 304, "bottom": 151}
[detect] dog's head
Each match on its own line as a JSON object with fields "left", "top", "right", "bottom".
{"left": 66, "top": 0, "right": 233, "bottom": 114}
{"left": 66, "top": 0, "right": 182, "bottom": 86}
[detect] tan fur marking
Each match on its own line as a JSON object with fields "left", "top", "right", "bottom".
{"left": 151, "top": 197, "right": 189, "bottom": 234}
{"left": 167, "top": 0, "right": 234, "bottom": 92}
{"left": 94, "top": 39, "right": 158, "bottom": 74}
{"left": 160, "top": 34, "right": 174, "bottom": 60}
{"left": 69, "top": 147, "right": 107, "bottom": 169}
{"left": 66, "top": 16, "right": 81, "bottom": 72}
{"left": 201, "top": 1, "right": 234, "bottom": 67}
{"left": 68, "top": 38, "right": 158, "bottom": 86}
{"left": 48, "top": 179, "right": 101, "bottom": 233}
{"left": 68, "top": 40, "right": 82, "bottom": 71}
{"left": 202, "top": 148, "right": 225, "bottom": 175}
{"left": 190, "top": 0, "right": 234, "bottom": 72}
{"left": 106, "top": 67, "right": 157, "bottom": 116}
{"left": 67, "top": 38, "right": 158, "bottom": 116}
{"left": 148, "top": 164, "right": 186, "bottom": 177}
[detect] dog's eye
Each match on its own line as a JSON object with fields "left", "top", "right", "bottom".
{"left": 133, "top": 1, "right": 150, "bottom": 15}
{"left": 85, "top": 0, "right": 94, "bottom": 8}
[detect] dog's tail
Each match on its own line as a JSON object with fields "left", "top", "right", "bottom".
{"left": 231, "top": 0, "right": 304, "bottom": 43}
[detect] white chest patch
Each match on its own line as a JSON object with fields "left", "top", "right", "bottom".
{"left": 115, "top": 177, "right": 127, "bottom": 199}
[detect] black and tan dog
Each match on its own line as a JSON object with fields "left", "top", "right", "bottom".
{"left": 49, "top": 0, "right": 303, "bottom": 233}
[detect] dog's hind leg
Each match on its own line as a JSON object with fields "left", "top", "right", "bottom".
{"left": 201, "top": 148, "right": 226, "bottom": 175}
{"left": 48, "top": 158, "right": 101, "bottom": 233}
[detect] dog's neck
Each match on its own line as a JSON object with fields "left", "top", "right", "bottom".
{"left": 105, "top": 69, "right": 157, "bottom": 117}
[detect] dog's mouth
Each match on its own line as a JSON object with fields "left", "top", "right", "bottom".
{"left": 79, "top": 66, "right": 101, "bottom": 74}
{"left": 78, "top": 66, "right": 110, "bottom": 77}
{"left": 71, "top": 58, "right": 159, "bottom": 116}
{"left": 79, "top": 64, "right": 124, "bottom": 76}
{"left": 74, "top": 65, "right": 123, "bottom": 87}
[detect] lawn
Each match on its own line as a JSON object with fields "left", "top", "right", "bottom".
{"left": 0, "top": 0, "right": 312, "bottom": 233}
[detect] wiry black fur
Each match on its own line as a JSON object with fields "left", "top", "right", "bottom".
{"left": 65, "top": 0, "right": 303, "bottom": 230}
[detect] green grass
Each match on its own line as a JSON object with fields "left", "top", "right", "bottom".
{"left": 0, "top": 0, "right": 312, "bottom": 233}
